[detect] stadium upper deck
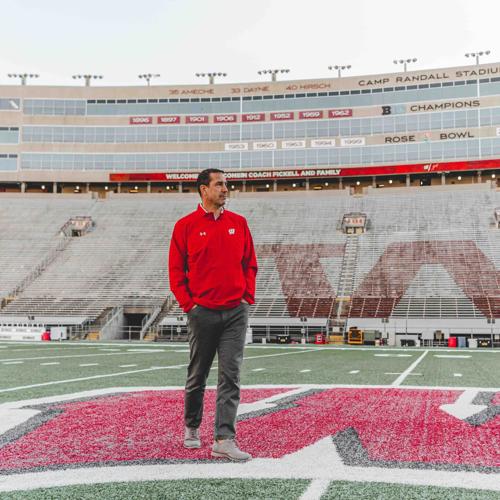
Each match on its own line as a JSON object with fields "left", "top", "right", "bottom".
{"left": 0, "top": 62, "right": 500, "bottom": 193}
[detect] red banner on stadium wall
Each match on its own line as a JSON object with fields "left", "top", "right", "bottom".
{"left": 270, "top": 112, "right": 294, "bottom": 121}
{"left": 328, "top": 109, "right": 353, "bottom": 118}
{"left": 157, "top": 116, "right": 180, "bottom": 124}
{"left": 299, "top": 110, "right": 324, "bottom": 120}
{"left": 185, "top": 116, "right": 209, "bottom": 124}
{"left": 214, "top": 114, "right": 237, "bottom": 123}
{"left": 109, "top": 158, "right": 500, "bottom": 183}
{"left": 242, "top": 113, "right": 265, "bottom": 122}
{"left": 128, "top": 110, "right": 354, "bottom": 125}
{"left": 129, "top": 116, "right": 153, "bottom": 125}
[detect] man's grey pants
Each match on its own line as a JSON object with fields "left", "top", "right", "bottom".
{"left": 185, "top": 302, "right": 249, "bottom": 440}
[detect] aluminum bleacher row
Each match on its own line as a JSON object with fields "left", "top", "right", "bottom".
{"left": 348, "top": 185, "right": 500, "bottom": 319}
{"left": 0, "top": 184, "right": 498, "bottom": 331}
{"left": 0, "top": 195, "right": 96, "bottom": 300}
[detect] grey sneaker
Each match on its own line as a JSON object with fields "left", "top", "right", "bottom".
{"left": 184, "top": 427, "right": 201, "bottom": 449}
{"left": 211, "top": 439, "right": 252, "bottom": 462}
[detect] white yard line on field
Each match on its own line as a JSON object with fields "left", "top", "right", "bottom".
{"left": 434, "top": 355, "right": 471, "bottom": 359}
{"left": 374, "top": 354, "right": 412, "bottom": 357}
{"left": 210, "top": 348, "right": 320, "bottom": 370}
{"left": 0, "top": 349, "right": 317, "bottom": 394}
{"left": 127, "top": 349, "right": 166, "bottom": 353}
{"left": 300, "top": 479, "right": 331, "bottom": 500}
{"left": 391, "top": 350, "right": 429, "bottom": 387}
{"left": 40, "top": 362, "right": 60, "bottom": 366}
{"left": 0, "top": 352, "right": 166, "bottom": 363}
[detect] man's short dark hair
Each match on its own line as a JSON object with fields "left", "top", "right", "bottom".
{"left": 196, "top": 168, "right": 225, "bottom": 196}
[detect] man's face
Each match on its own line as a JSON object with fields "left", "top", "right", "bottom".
{"left": 201, "top": 172, "right": 228, "bottom": 208}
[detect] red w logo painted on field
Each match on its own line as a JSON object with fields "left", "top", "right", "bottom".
{"left": 0, "top": 387, "right": 498, "bottom": 474}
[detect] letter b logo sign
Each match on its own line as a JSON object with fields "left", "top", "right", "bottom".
{"left": 382, "top": 106, "right": 392, "bottom": 115}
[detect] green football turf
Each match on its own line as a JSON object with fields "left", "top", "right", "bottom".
{"left": 2, "top": 479, "right": 499, "bottom": 500}
{"left": 0, "top": 479, "right": 310, "bottom": 500}
{"left": 322, "top": 480, "right": 500, "bottom": 500}
{"left": 0, "top": 341, "right": 498, "bottom": 500}
{"left": 0, "top": 342, "right": 498, "bottom": 404}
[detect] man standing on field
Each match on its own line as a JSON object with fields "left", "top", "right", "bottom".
{"left": 169, "top": 168, "right": 258, "bottom": 462}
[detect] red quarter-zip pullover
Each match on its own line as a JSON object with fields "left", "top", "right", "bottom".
{"left": 169, "top": 204, "right": 258, "bottom": 312}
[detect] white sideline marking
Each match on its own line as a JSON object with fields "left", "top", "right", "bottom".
{"left": 349, "top": 370, "right": 360, "bottom": 374}
{"left": 454, "top": 373, "right": 463, "bottom": 377}
{"left": 252, "top": 368, "right": 265, "bottom": 372}
{"left": 391, "top": 350, "right": 429, "bottom": 387}
{"left": 127, "top": 349, "right": 165, "bottom": 353}
{"left": 0, "top": 349, "right": 316, "bottom": 394}
{"left": 300, "top": 369, "right": 311, "bottom": 373}
{"left": 79, "top": 363, "right": 99, "bottom": 367}
{"left": 152, "top": 365, "right": 183, "bottom": 369}
{"left": 173, "top": 349, "right": 190, "bottom": 353}
{"left": 440, "top": 389, "right": 487, "bottom": 420}
{"left": 435, "top": 355, "right": 471, "bottom": 359}
{"left": 374, "top": 354, "right": 412, "bottom": 357}
{"left": 0, "top": 352, "right": 159, "bottom": 363}
{"left": 119, "top": 364, "right": 138, "bottom": 368}
{"left": 2, "top": 361, "right": 23, "bottom": 365}
{"left": 40, "top": 362, "right": 60, "bottom": 366}
{"left": 0, "top": 347, "right": 105, "bottom": 354}
{"left": 98, "top": 348, "right": 122, "bottom": 351}
{"left": 2, "top": 340, "right": 499, "bottom": 352}
{"left": 300, "top": 479, "right": 331, "bottom": 500}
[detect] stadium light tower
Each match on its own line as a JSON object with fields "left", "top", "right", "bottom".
{"left": 195, "top": 72, "right": 227, "bottom": 84}
{"left": 257, "top": 69, "right": 290, "bottom": 82}
{"left": 393, "top": 58, "right": 417, "bottom": 72}
{"left": 7, "top": 73, "right": 39, "bottom": 85}
{"left": 72, "top": 74, "right": 103, "bottom": 86}
{"left": 328, "top": 65, "right": 351, "bottom": 78}
{"left": 138, "top": 73, "right": 160, "bottom": 86}
{"left": 465, "top": 50, "right": 491, "bottom": 65}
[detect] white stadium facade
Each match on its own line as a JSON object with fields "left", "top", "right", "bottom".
{"left": 0, "top": 62, "right": 499, "bottom": 192}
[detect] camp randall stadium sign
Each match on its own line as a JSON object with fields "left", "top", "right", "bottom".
{"left": 0, "top": 385, "right": 498, "bottom": 493}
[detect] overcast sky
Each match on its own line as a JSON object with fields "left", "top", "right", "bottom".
{"left": 0, "top": 0, "right": 498, "bottom": 87}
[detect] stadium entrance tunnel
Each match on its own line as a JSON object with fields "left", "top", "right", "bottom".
{"left": 123, "top": 311, "right": 147, "bottom": 341}
{"left": 98, "top": 306, "right": 156, "bottom": 341}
